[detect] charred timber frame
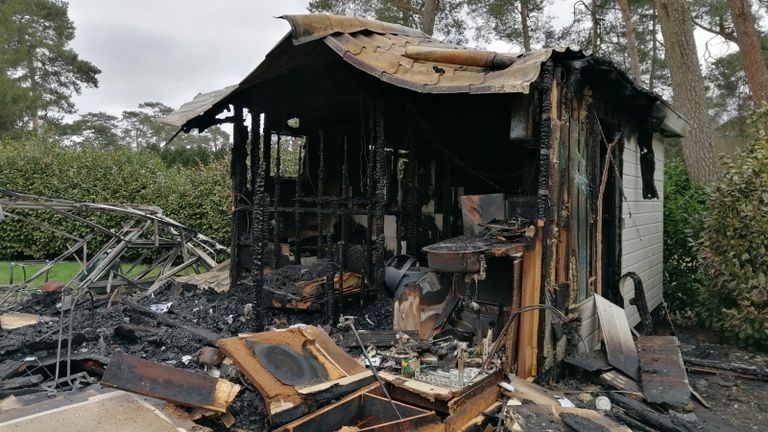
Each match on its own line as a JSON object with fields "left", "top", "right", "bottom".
{"left": 230, "top": 105, "right": 250, "bottom": 290}
{"left": 373, "top": 104, "right": 387, "bottom": 296}
{"left": 250, "top": 109, "right": 267, "bottom": 330}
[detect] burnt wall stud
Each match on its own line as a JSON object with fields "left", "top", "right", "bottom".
{"left": 338, "top": 137, "right": 350, "bottom": 315}
{"left": 230, "top": 105, "right": 249, "bottom": 291}
{"left": 317, "top": 130, "right": 326, "bottom": 259}
{"left": 374, "top": 104, "right": 387, "bottom": 295}
{"left": 249, "top": 109, "right": 265, "bottom": 329}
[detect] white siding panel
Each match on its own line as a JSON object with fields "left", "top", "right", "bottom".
{"left": 620, "top": 136, "right": 664, "bottom": 327}
{"left": 574, "top": 297, "right": 600, "bottom": 351}
{"left": 578, "top": 135, "right": 665, "bottom": 350}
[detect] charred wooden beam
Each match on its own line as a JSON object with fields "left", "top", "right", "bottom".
{"left": 338, "top": 137, "right": 350, "bottom": 314}
{"left": 117, "top": 298, "right": 222, "bottom": 344}
{"left": 374, "top": 104, "right": 387, "bottom": 295}
{"left": 250, "top": 110, "right": 261, "bottom": 202}
{"left": 252, "top": 160, "right": 268, "bottom": 330}
{"left": 364, "top": 110, "right": 376, "bottom": 301}
{"left": 101, "top": 352, "right": 240, "bottom": 413}
{"left": 317, "top": 130, "right": 327, "bottom": 259}
{"left": 230, "top": 105, "right": 250, "bottom": 290}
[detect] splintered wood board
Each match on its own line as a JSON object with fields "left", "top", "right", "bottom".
{"left": 637, "top": 336, "right": 691, "bottom": 408}
{"left": 594, "top": 294, "right": 639, "bottom": 381}
{"left": 101, "top": 352, "right": 240, "bottom": 413}
{"left": 599, "top": 370, "right": 643, "bottom": 394}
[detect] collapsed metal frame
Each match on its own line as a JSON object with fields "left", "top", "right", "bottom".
{"left": 0, "top": 188, "right": 228, "bottom": 306}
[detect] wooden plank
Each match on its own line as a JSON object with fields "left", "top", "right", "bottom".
{"left": 564, "top": 350, "right": 612, "bottom": 372}
{"left": 378, "top": 372, "right": 454, "bottom": 401}
{"left": 594, "top": 294, "right": 639, "bottom": 380}
{"left": 0, "top": 374, "right": 43, "bottom": 390}
{"left": 637, "top": 336, "right": 690, "bottom": 408}
{"left": 443, "top": 375, "right": 500, "bottom": 432}
{"left": 607, "top": 393, "right": 691, "bottom": 432}
{"left": 100, "top": 352, "right": 240, "bottom": 413}
{"left": 557, "top": 408, "right": 632, "bottom": 432}
{"left": 516, "top": 220, "right": 543, "bottom": 378}
{"left": 599, "top": 370, "right": 643, "bottom": 395}
{"left": 0, "top": 313, "right": 56, "bottom": 330}
{"left": 504, "top": 259, "right": 522, "bottom": 373}
{"left": 458, "top": 401, "right": 501, "bottom": 431}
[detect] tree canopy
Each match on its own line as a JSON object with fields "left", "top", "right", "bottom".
{"left": 0, "top": 0, "right": 100, "bottom": 133}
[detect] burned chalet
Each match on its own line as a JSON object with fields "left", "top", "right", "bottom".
{"left": 166, "top": 14, "right": 687, "bottom": 383}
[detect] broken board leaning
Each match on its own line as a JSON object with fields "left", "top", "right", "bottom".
{"left": 594, "top": 294, "right": 639, "bottom": 380}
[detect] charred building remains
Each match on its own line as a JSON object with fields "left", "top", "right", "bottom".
{"left": 166, "top": 14, "right": 687, "bottom": 381}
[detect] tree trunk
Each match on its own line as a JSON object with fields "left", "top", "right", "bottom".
{"left": 422, "top": 0, "right": 438, "bottom": 36}
{"left": 649, "top": 9, "right": 658, "bottom": 92}
{"left": 590, "top": 0, "right": 600, "bottom": 54}
{"left": 520, "top": 0, "right": 532, "bottom": 52}
{"left": 617, "top": 0, "right": 642, "bottom": 82}
{"left": 656, "top": 0, "right": 717, "bottom": 183}
{"left": 727, "top": 0, "right": 768, "bottom": 107}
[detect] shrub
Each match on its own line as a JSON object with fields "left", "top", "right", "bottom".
{"left": 663, "top": 158, "right": 708, "bottom": 321}
{"left": 698, "top": 105, "right": 768, "bottom": 346}
{"left": 0, "top": 137, "right": 231, "bottom": 259}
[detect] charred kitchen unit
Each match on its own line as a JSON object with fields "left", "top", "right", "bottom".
{"left": 166, "top": 14, "right": 687, "bottom": 379}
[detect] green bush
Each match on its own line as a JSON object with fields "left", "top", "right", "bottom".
{"left": 663, "top": 158, "right": 708, "bottom": 320}
{"left": 0, "top": 137, "right": 231, "bottom": 259}
{"left": 698, "top": 105, "right": 768, "bottom": 346}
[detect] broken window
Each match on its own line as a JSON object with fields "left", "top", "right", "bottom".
{"left": 270, "top": 134, "right": 305, "bottom": 178}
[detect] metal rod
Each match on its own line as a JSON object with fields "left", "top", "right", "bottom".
{"left": 342, "top": 318, "right": 402, "bottom": 419}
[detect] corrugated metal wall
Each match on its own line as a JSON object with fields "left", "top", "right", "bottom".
{"left": 575, "top": 134, "right": 665, "bottom": 350}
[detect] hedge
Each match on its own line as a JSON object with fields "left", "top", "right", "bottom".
{"left": 0, "top": 138, "right": 231, "bottom": 259}
{"left": 697, "top": 106, "right": 768, "bottom": 346}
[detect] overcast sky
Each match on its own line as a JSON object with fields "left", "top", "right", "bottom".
{"left": 66, "top": 0, "right": 730, "bottom": 118}
{"left": 68, "top": 0, "right": 309, "bottom": 116}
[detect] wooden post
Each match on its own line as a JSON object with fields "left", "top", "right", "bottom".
{"left": 504, "top": 258, "right": 523, "bottom": 373}
{"left": 517, "top": 220, "right": 544, "bottom": 378}
{"left": 230, "top": 105, "right": 249, "bottom": 291}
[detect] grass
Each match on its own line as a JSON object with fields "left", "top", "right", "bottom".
{"left": 0, "top": 260, "right": 200, "bottom": 287}
{"left": 0, "top": 260, "right": 153, "bottom": 287}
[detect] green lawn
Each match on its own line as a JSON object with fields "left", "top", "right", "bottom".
{"left": 0, "top": 260, "right": 198, "bottom": 287}
{"left": 0, "top": 261, "right": 153, "bottom": 287}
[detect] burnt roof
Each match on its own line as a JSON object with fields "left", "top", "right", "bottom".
{"left": 165, "top": 14, "right": 685, "bottom": 135}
